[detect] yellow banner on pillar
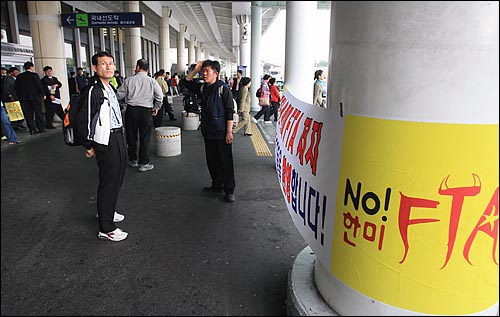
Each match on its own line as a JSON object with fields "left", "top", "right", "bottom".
{"left": 331, "top": 115, "right": 499, "bottom": 315}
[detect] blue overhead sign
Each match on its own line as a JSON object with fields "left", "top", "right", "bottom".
{"left": 61, "top": 13, "right": 144, "bottom": 28}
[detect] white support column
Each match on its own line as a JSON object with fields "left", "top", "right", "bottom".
{"left": 74, "top": 28, "right": 82, "bottom": 68}
{"left": 99, "top": 28, "right": 106, "bottom": 51}
{"left": 124, "top": 1, "right": 141, "bottom": 77}
{"left": 152, "top": 43, "right": 157, "bottom": 74}
{"left": 147, "top": 39, "right": 153, "bottom": 73}
{"left": 195, "top": 42, "right": 201, "bottom": 62}
{"left": 233, "top": 46, "right": 240, "bottom": 69}
{"left": 188, "top": 34, "right": 196, "bottom": 65}
{"left": 305, "top": 2, "right": 499, "bottom": 316}
{"left": 250, "top": 2, "right": 262, "bottom": 112}
{"left": 118, "top": 28, "right": 125, "bottom": 75}
{"left": 109, "top": 28, "right": 115, "bottom": 56}
{"left": 284, "top": 1, "right": 316, "bottom": 103}
{"left": 177, "top": 23, "right": 187, "bottom": 75}
{"left": 88, "top": 28, "right": 94, "bottom": 56}
{"left": 159, "top": 7, "right": 172, "bottom": 73}
{"left": 236, "top": 15, "right": 251, "bottom": 73}
{"left": 7, "top": 1, "right": 20, "bottom": 44}
{"left": 27, "top": 1, "right": 69, "bottom": 108}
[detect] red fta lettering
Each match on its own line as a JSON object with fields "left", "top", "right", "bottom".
{"left": 438, "top": 174, "right": 481, "bottom": 269}
{"left": 398, "top": 192, "right": 440, "bottom": 264}
{"left": 463, "top": 187, "right": 499, "bottom": 265}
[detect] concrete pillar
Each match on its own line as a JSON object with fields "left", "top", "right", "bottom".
{"left": 27, "top": 1, "right": 69, "bottom": 108}
{"left": 250, "top": 2, "right": 262, "bottom": 112}
{"left": 7, "top": 1, "right": 20, "bottom": 44}
{"left": 109, "top": 28, "right": 115, "bottom": 57}
{"left": 236, "top": 15, "right": 251, "bottom": 73}
{"left": 311, "top": 2, "right": 499, "bottom": 316}
{"left": 99, "top": 28, "right": 106, "bottom": 51}
{"left": 74, "top": 28, "right": 82, "bottom": 68}
{"left": 147, "top": 40, "right": 153, "bottom": 73}
{"left": 195, "top": 42, "right": 201, "bottom": 63}
{"left": 177, "top": 23, "right": 187, "bottom": 75}
{"left": 188, "top": 34, "right": 196, "bottom": 65}
{"left": 117, "top": 28, "right": 125, "bottom": 75}
{"left": 152, "top": 43, "right": 157, "bottom": 74}
{"left": 284, "top": 1, "right": 316, "bottom": 103}
{"left": 233, "top": 46, "right": 240, "bottom": 69}
{"left": 88, "top": 28, "right": 94, "bottom": 55}
{"left": 159, "top": 7, "right": 172, "bottom": 73}
{"left": 124, "top": 1, "right": 141, "bottom": 77}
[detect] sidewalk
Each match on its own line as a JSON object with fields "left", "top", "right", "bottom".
{"left": 1, "top": 96, "right": 307, "bottom": 316}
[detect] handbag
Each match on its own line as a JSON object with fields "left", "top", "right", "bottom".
{"left": 258, "top": 97, "right": 270, "bottom": 106}
{"left": 4, "top": 101, "right": 25, "bottom": 121}
{"left": 233, "top": 112, "right": 239, "bottom": 129}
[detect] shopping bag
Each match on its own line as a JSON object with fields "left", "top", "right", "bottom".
{"left": 4, "top": 101, "right": 25, "bottom": 121}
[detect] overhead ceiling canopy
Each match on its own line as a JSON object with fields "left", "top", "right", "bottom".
{"left": 163, "top": 1, "right": 330, "bottom": 62}
{"left": 68, "top": 1, "right": 330, "bottom": 62}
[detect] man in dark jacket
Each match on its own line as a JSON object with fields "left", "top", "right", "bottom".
{"left": 41, "top": 65, "right": 64, "bottom": 129}
{"left": 181, "top": 60, "right": 236, "bottom": 202}
{"left": 14, "top": 61, "right": 46, "bottom": 134}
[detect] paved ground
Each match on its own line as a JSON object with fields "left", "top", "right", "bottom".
{"left": 1, "top": 97, "right": 307, "bottom": 316}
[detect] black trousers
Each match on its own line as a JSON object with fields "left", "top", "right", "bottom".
{"left": 125, "top": 106, "right": 153, "bottom": 165}
{"left": 254, "top": 105, "right": 271, "bottom": 122}
{"left": 270, "top": 101, "right": 279, "bottom": 121}
{"left": 152, "top": 107, "right": 163, "bottom": 128}
{"left": 95, "top": 130, "right": 127, "bottom": 233}
{"left": 20, "top": 99, "right": 45, "bottom": 133}
{"left": 44, "top": 101, "right": 65, "bottom": 126}
{"left": 204, "top": 138, "right": 235, "bottom": 194}
{"left": 163, "top": 96, "right": 176, "bottom": 120}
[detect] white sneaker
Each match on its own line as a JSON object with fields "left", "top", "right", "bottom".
{"left": 96, "top": 211, "right": 125, "bottom": 222}
{"left": 139, "top": 163, "right": 154, "bottom": 172}
{"left": 251, "top": 117, "right": 258, "bottom": 123}
{"left": 264, "top": 121, "right": 272, "bottom": 124}
{"left": 98, "top": 228, "right": 128, "bottom": 241}
{"left": 128, "top": 160, "right": 138, "bottom": 167}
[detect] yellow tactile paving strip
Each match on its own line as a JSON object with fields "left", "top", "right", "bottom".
{"left": 250, "top": 122, "right": 273, "bottom": 157}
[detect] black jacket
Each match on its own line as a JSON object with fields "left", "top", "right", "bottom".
{"left": 181, "top": 78, "right": 234, "bottom": 139}
{"left": 78, "top": 76, "right": 115, "bottom": 150}
{"left": 41, "top": 75, "right": 63, "bottom": 100}
{"left": 14, "top": 71, "right": 45, "bottom": 102}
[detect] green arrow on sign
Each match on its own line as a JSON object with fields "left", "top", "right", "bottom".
{"left": 76, "top": 14, "right": 88, "bottom": 27}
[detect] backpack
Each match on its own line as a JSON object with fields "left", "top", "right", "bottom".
{"left": 256, "top": 87, "right": 262, "bottom": 98}
{"left": 63, "top": 93, "right": 85, "bottom": 146}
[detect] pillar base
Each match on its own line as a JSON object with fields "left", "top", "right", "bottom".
{"left": 286, "top": 246, "right": 339, "bottom": 316}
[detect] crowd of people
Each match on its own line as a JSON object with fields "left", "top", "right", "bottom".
{"left": 2, "top": 52, "right": 325, "bottom": 242}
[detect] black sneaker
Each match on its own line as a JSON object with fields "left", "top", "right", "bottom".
{"left": 224, "top": 193, "right": 235, "bottom": 202}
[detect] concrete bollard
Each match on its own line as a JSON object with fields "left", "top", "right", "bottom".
{"left": 182, "top": 111, "right": 200, "bottom": 131}
{"left": 155, "top": 126, "right": 181, "bottom": 157}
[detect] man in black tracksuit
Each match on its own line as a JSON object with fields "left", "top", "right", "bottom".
{"left": 180, "top": 60, "right": 236, "bottom": 202}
